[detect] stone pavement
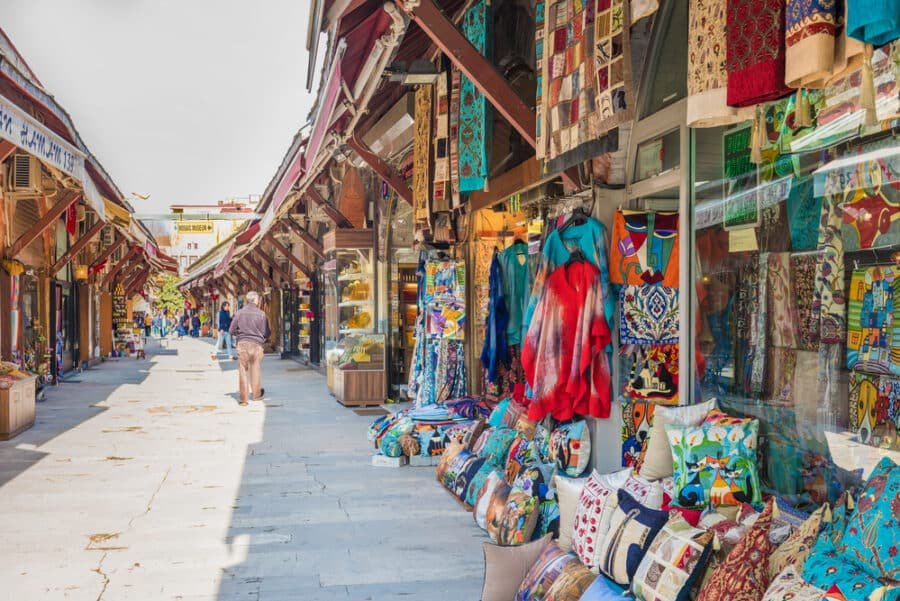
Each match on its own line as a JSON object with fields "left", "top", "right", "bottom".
{"left": 0, "top": 337, "right": 485, "bottom": 600}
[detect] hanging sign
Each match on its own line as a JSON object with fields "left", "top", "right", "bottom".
{"left": 0, "top": 95, "right": 84, "bottom": 179}
{"left": 722, "top": 124, "right": 758, "bottom": 230}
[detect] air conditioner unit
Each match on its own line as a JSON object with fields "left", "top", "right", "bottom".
{"left": 100, "top": 225, "right": 114, "bottom": 246}
{"left": 8, "top": 154, "right": 41, "bottom": 195}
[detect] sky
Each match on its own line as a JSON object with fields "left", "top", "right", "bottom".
{"left": 3, "top": 0, "right": 320, "bottom": 213}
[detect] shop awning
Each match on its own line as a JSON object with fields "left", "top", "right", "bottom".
{"left": 234, "top": 220, "right": 260, "bottom": 245}
{"left": 303, "top": 50, "right": 344, "bottom": 173}
{"left": 104, "top": 197, "right": 132, "bottom": 227}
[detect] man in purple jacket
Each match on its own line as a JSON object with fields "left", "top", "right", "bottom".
{"left": 229, "top": 291, "right": 271, "bottom": 405}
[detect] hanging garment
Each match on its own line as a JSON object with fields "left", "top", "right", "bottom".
{"left": 847, "top": 0, "right": 900, "bottom": 46}
{"left": 499, "top": 242, "right": 531, "bottom": 346}
{"left": 791, "top": 251, "right": 822, "bottom": 351}
{"left": 413, "top": 85, "right": 432, "bottom": 228}
{"left": 609, "top": 210, "right": 679, "bottom": 288}
{"left": 767, "top": 252, "right": 798, "bottom": 348}
{"left": 458, "top": 0, "right": 491, "bottom": 192}
{"left": 726, "top": 0, "right": 793, "bottom": 107}
{"left": 432, "top": 71, "right": 450, "bottom": 213}
{"left": 481, "top": 253, "right": 510, "bottom": 383}
{"left": 522, "top": 259, "right": 613, "bottom": 421}
{"left": 687, "top": 0, "right": 753, "bottom": 127}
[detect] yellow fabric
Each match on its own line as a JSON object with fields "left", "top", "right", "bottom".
{"left": 103, "top": 198, "right": 131, "bottom": 227}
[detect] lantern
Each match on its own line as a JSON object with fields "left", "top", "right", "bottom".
{"left": 74, "top": 264, "right": 89, "bottom": 281}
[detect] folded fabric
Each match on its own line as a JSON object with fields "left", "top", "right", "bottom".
{"left": 847, "top": 0, "right": 900, "bottom": 46}
{"left": 726, "top": 0, "right": 793, "bottom": 106}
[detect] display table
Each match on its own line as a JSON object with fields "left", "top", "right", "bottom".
{"left": 333, "top": 367, "right": 385, "bottom": 407}
{"left": 0, "top": 373, "right": 37, "bottom": 440}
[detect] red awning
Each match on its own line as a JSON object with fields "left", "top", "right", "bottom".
{"left": 234, "top": 221, "right": 260, "bottom": 245}
{"left": 304, "top": 57, "right": 344, "bottom": 173}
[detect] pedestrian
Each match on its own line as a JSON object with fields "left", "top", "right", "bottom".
{"left": 143, "top": 312, "right": 152, "bottom": 338}
{"left": 229, "top": 291, "right": 270, "bottom": 406}
{"left": 190, "top": 312, "right": 200, "bottom": 337}
{"left": 178, "top": 311, "right": 189, "bottom": 339}
{"left": 216, "top": 301, "right": 235, "bottom": 360}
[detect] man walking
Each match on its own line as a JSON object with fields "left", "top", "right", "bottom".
{"left": 229, "top": 291, "right": 270, "bottom": 406}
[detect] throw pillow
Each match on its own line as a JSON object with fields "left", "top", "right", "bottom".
{"left": 380, "top": 433, "right": 402, "bottom": 458}
{"left": 498, "top": 486, "right": 541, "bottom": 546}
{"left": 768, "top": 504, "right": 829, "bottom": 579}
{"left": 483, "top": 427, "right": 519, "bottom": 469}
{"left": 695, "top": 500, "right": 778, "bottom": 601}
{"left": 516, "top": 542, "right": 575, "bottom": 601}
{"left": 550, "top": 421, "right": 592, "bottom": 477}
{"left": 595, "top": 489, "right": 670, "bottom": 585}
{"left": 835, "top": 456, "right": 900, "bottom": 580}
{"left": 544, "top": 560, "right": 597, "bottom": 600}
{"left": 486, "top": 479, "right": 513, "bottom": 542}
{"left": 534, "top": 425, "right": 552, "bottom": 464}
{"left": 579, "top": 575, "right": 629, "bottom": 601}
{"left": 472, "top": 426, "right": 495, "bottom": 455}
{"left": 666, "top": 419, "right": 762, "bottom": 509}
{"left": 467, "top": 461, "right": 498, "bottom": 507}
{"left": 435, "top": 441, "right": 465, "bottom": 484}
{"left": 475, "top": 470, "right": 505, "bottom": 530}
{"left": 801, "top": 536, "right": 884, "bottom": 601}
{"left": 482, "top": 534, "right": 553, "bottom": 601}
{"left": 451, "top": 454, "right": 486, "bottom": 501}
{"left": 506, "top": 435, "right": 535, "bottom": 482}
{"left": 489, "top": 398, "right": 512, "bottom": 427}
{"left": 762, "top": 566, "right": 826, "bottom": 601}
{"left": 554, "top": 475, "right": 587, "bottom": 552}
{"left": 639, "top": 399, "right": 716, "bottom": 481}
{"left": 514, "top": 462, "right": 559, "bottom": 539}
{"left": 632, "top": 513, "right": 714, "bottom": 601}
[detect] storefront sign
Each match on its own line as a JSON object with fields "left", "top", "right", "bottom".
{"left": 0, "top": 96, "right": 83, "bottom": 178}
{"left": 722, "top": 125, "right": 757, "bottom": 230}
{"left": 175, "top": 221, "right": 214, "bottom": 234}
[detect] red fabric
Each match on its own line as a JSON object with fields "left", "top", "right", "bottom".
{"left": 662, "top": 493, "right": 704, "bottom": 527}
{"left": 726, "top": 0, "right": 793, "bottom": 107}
{"left": 521, "top": 260, "right": 612, "bottom": 421}
{"left": 65, "top": 204, "right": 77, "bottom": 237}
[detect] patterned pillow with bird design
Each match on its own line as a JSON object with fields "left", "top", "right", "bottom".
{"left": 665, "top": 420, "right": 762, "bottom": 510}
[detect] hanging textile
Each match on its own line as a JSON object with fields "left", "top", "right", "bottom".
{"left": 619, "top": 285, "right": 680, "bottom": 345}
{"left": 726, "top": 0, "right": 793, "bottom": 107}
{"left": 750, "top": 252, "right": 770, "bottom": 395}
{"left": 785, "top": 0, "right": 863, "bottom": 88}
{"left": 847, "top": 0, "right": 900, "bottom": 46}
{"left": 839, "top": 148, "right": 900, "bottom": 251}
{"left": 481, "top": 252, "right": 510, "bottom": 383}
{"left": 622, "top": 344, "right": 679, "bottom": 404}
{"left": 631, "top": 0, "right": 659, "bottom": 24}
{"left": 609, "top": 210, "right": 679, "bottom": 288}
{"left": 813, "top": 170, "right": 847, "bottom": 345}
{"left": 449, "top": 67, "right": 462, "bottom": 208}
{"left": 537, "top": 0, "right": 627, "bottom": 173}
{"left": 458, "top": 0, "right": 491, "bottom": 193}
{"left": 791, "top": 252, "right": 822, "bottom": 351}
{"left": 433, "top": 70, "right": 450, "bottom": 213}
{"left": 687, "top": 0, "right": 754, "bottom": 127}
{"left": 846, "top": 265, "right": 900, "bottom": 375}
{"left": 413, "top": 85, "right": 433, "bottom": 228}
{"left": 522, "top": 259, "right": 613, "bottom": 421}
{"left": 499, "top": 242, "right": 531, "bottom": 347}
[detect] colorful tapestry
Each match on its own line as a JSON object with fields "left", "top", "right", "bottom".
{"left": 620, "top": 285, "right": 679, "bottom": 345}
{"left": 786, "top": 175, "right": 820, "bottom": 252}
{"left": 813, "top": 172, "right": 846, "bottom": 345}
{"left": 763, "top": 567, "right": 826, "bottom": 601}
{"left": 839, "top": 151, "right": 900, "bottom": 251}
{"left": 791, "top": 252, "right": 821, "bottom": 350}
{"left": 621, "top": 399, "right": 656, "bottom": 468}
{"left": 846, "top": 266, "right": 900, "bottom": 375}
{"left": 849, "top": 371, "right": 900, "bottom": 445}
{"left": 687, "top": 0, "right": 750, "bottom": 127}
{"left": 610, "top": 210, "right": 679, "bottom": 287}
{"left": 427, "top": 302, "right": 465, "bottom": 340}
{"left": 432, "top": 71, "right": 450, "bottom": 213}
{"left": 750, "top": 253, "right": 770, "bottom": 395}
{"left": 785, "top": 0, "right": 838, "bottom": 88}
{"left": 802, "top": 538, "right": 885, "bottom": 601}
{"left": 458, "top": 0, "right": 491, "bottom": 193}
{"left": 544, "top": 561, "right": 597, "bottom": 600}
{"left": 413, "top": 84, "right": 432, "bottom": 229}
{"left": 535, "top": 0, "right": 547, "bottom": 161}
{"left": 726, "top": 0, "right": 792, "bottom": 107}
{"left": 538, "top": 0, "right": 627, "bottom": 172}
{"left": 622, "top": 344, "right": 679, "bottom": 404}
{"left": 449, "top": 67, "right": 462, "bottom": 208}
{"left": 767, "top": 253, "right": 798, "bottom": 348}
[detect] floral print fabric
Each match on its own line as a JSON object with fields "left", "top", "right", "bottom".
{"left": 767, "top": 504, "right": 828, "bottom": 579}
{"left": 620, "top": 285, "right": 679, "bottom": 345}
{"left": 458, "top": 0, "right": 491, "bottom": 192}
{"left": 516, "top": 543, "right": 576, "bottom": 601}
{"left": 762, "top": 567, "right": 826, "bottom": 601}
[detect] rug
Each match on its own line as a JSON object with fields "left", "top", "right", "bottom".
{"left": 458, "top": 0, "right": 491, "bottom": 193}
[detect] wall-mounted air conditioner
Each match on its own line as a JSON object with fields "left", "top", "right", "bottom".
{"left": 8, "top": 154, "right": 41, "bottom": 195}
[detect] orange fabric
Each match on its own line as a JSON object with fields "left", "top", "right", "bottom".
{"left": 609, "top": 210, "right": 680, "bottom": 287}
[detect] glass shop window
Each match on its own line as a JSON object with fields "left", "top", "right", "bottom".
{"left": 691, "top": 103, "right": 900, "bottom": 510}
{"left": 636, "top": 0, "right": 687, "bottom": 119}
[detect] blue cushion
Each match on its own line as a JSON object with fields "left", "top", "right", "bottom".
{"left": 801, "top": 537, "right": 883, "bottom": 601}
{"left": 578, "top": 574, "right": 627, "bottom": 601}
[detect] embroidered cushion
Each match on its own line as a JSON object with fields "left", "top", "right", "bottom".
{"left": 516, "top": 542, "right": 576, "bottom": 601}
{"left": 549, "top": 421, "right": 592, "bottom": 477}
{"left": 665, "top": 419, "right": 762, "bottom": 509}
{"left": 482, "top": 534, "right": 554, "bottom": 601}
{"left": 632, "top": 513, "right": 714, "bottom": 601}
{"left": 619, "top": 285, "right": 680, "bottom": 345}
{"left": 544, "top": 560, "right": 597, "bottom": 600}
{"left": 762, "top": 566, "right": 826, "bottom": 601}
{"left": 595, "top": 489, "right": 670, "bottom": 585}
{"left": 768, "top": 504, "right": 829, "bottom": 579}
{"left": 466, "top": 461, "right": 498, "bottom": 507}
{"left": 554, "top": 475, "right": 587, "bottom": 552}
{"left": 497, "top": 486, "right": 541, "bottom": 546}
{"left": 835, "top": 456, "right": 900, "bottom": 580}
{"left": 801, "top": 537, "right": 883, "bottom": 601}
{"left": 638, "top": 399, "right": 716, "bottom": 481}
{"left": 695, "top": 500, "right": 778, "bottom": 601}
{"left": 846, "top": 266, "right": 900, "bottom": 375}
{"left": 483, "top": 427, "right": 518, "bottom": 468}
{"left": 475, "top": 470, "right": 505, "bottom": 530}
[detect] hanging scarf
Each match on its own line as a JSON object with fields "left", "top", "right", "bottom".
{"left": 449, "top": 67, "right": 462, "bottom": 209}
{"left": 847, "top": 0, "right": 900, "bottom": 46}
{"left": 726, "top": 0, "right": 793, "bottom": 107}
{"left": 432, "top": 70, "right": 450, "bottom": 213}
{"left": 481, "top": 252, "right": 510, "bottom": 383}
{"left": 458, "top": 0, "right": 491, "bottom": 193}
{"left": 785, "top": 0, "right": 864, "bottom": 89}
{"left": 413, "top": 85, "right": 432, "bottom": 229}
{"left": 687, "top": 0, "right": 753, "bottom": 127}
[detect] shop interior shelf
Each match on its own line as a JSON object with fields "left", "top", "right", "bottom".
{"left": 338, "top": 300, "right": 372, "bottom": 307}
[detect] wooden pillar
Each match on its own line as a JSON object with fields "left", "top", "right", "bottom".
{"left": 0, "top": 270, "right": 11, "bottom": 361}
{"left": 78, "top": 283, "right": 91, "bottom": 367}
{"left": 99, "top": 292, "right": 112, "bottom": 357}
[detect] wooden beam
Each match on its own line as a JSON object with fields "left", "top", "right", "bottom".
{"left": 50, "top": 218, "right": 105, "bottom": 274}
{"left": 280, "top": 218, "right": 324, "bottom": 258}
{"left": 398, "top": 0, "right": 535, "bottom": 148}
{"left": 7, "top": 192, "right": 81, "bottom": 259}
{"left": 115, "top": 259, "right": 144, "bottom": 287}
{"left": 0, "top": 141, "right": 16, "bottom": 163}
{"left": 347, "top": 133, "right": 413, "bottom": 206}
{"left": 90, "top": 235, "right": 125, "bottom": 270}
{"left": 304, "top": 186, "right": 353, "bottom": 228}
{"left": 253, "top": 247, "right": 293, "bottom": 284}
{"left": 216, "top": 277, "right": 235, "bottom": 298}
{"left": 126, "top": 266, "right": 150, "bottom": 298}
{"left": 102, "top": 246, "right": 140, "bottom": 289}
{"left": 263, "top": 232, "right": 312, "bottom": 279}
{"left": 244, "top": 254, "right": 278, "bottom": 287}
{"left": 233, "top": 263, "right": 264, "bottom": 290}
{"left": 223, "top": 273, "right": 240, "bottom": 292}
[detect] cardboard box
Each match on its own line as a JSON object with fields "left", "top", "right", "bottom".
{"left": 371, "top": 454, "right": 408, "bottom": 468}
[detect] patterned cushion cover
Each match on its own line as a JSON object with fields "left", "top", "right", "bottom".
{"left": 632, "top": 513, "right": 713, "bottom": 601}
{"left": 379, "top": 433, "right": 403, "bottom": 457}
{"left": 514, "top": 462, "right": 559, "bottom": 539}
{"left": 762, "top": 566, "right": 826, "bottom": 601}
{"left": 497, "top": 486, "right": 540, "bottom": 546}
{"left": 554, "top": 475, "right": 587, "bottom": 552}
{"left": 486, "top": 479, "right": 514, "bottom": 542}
{"left": 483, "top": 427, "right": 519, "bottom": 468}
{"left": 506, "top": 435, "right": 535, "bottom": 482}
{"left": 596, "top": 489, "right": 669, "bottom": 585}
{"left": 435, "top": 441, "right": 465, "bottom": 484}
{"left": 768, "top": 504, "right": 828, "bottom": 579}
{"left": 516, "top": 542, "right": 576, "bottom": 601}
{"left": 549, "top": 421, "right": 592, "bottom": 477}
{"left": 449, "top": 453, "right": 485, "bottom": 500}
{"left": 638, "top": 399, "right": 716, "bottom": 481}
{"left": 544, "top": 560, "right": 597, "bottom": 601}
{"left": 471, "top": 426, "right": 495, "bottom": 455}
{"left": 466, "top": 461, "right": 498, "bottom": 507}
{"left": 835, "top": 456, "right": 900, "bottom": 580}
{"left": 665, "top": 419, "right": 762, "bottom": 509}
{"left": 695, "top": 500, "right": 778, "bottom": 601}
{"left": 475, "top": 470, "right": 505, "bottom": 530}
{"left": 578, "top": 575, "right": 628, "bottom": 601}
{"left": 801, "top": 537, "right": 883, "bottom": 601}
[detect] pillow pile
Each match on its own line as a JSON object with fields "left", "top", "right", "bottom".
{"left": 515, "top": 543, "right": 576, "bottom": 601}
{"left": 638, "top": 399, "right": 716, "bottom": 480}
{"left": 549, "top": 421, "right": 591, "bottom": 477}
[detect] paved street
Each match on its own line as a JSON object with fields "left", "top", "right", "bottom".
{"left": 0, "top": 338, "right": 484, "bottom": 600}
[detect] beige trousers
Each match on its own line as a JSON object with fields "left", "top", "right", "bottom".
{"left": 236, "top": 340, "right": 263, "bottom": 403}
